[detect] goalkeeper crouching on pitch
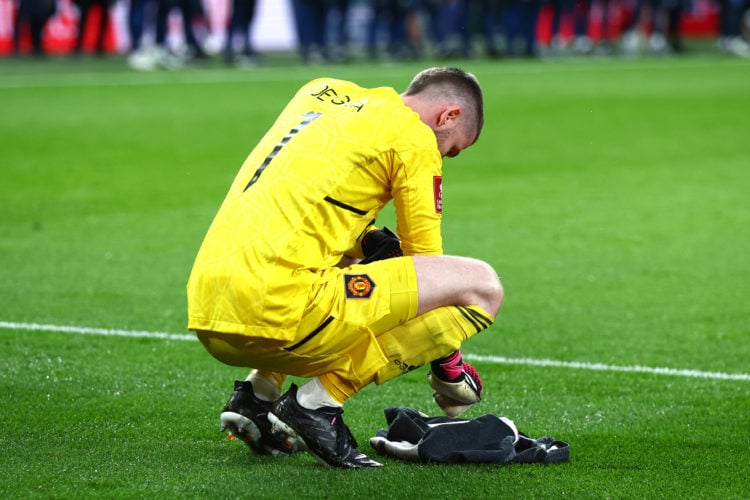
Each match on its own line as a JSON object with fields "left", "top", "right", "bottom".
{"left": 187, "top": 67, "right": 503, "bottom": 468}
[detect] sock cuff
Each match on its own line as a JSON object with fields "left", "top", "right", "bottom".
{"left": 298, "top": 376, "right": 343, "bottom": 409}
{"left": 454, "top": 305, "right": 495, "bottom": 333}
{"left": 246, "top": 370, "right": 283, "bottom": 401}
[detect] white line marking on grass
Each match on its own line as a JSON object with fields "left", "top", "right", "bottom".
{"left": 0, "top": 321, "right": 195, "bottom": 342}
{"left": 464, "top": 354, "right": 750, "bottom": 382}
{"left": 2, "top": 321, "right": 749, "bottom": 382}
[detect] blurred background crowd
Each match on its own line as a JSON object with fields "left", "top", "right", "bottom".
{"left": 3, "top": 0, "right": 749, "bottom": 68}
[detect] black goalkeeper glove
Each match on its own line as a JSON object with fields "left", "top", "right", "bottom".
{"left": 360, "top": 226, "right": 403, "bottom": 264}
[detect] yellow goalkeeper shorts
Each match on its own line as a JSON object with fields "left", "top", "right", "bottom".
{"left": 196, "top": 256, "right": 419, "bottom": 387}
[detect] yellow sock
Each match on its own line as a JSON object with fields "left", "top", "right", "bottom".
{"left": 374, "top": 304, "right": 494, "bottom": 385}
{"left": 256, "top": 370, "right": 285, "bottom": 389}
{"left": 318, "top": 371, "right": 358, "bottom": 405}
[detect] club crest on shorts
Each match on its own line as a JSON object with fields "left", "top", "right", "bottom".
{"left": 345, "top": 274, "right": 375, "bottom": 299}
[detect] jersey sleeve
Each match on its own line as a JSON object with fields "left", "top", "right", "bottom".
{"left": 391, "top": 146, "right": 444, "bottom": 256}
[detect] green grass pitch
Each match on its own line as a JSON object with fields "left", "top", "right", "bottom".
{"left": 1, "top": 54, "right": 749, "bottom": 498}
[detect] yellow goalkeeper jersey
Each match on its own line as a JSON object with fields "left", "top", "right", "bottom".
{"left": 187, "top": 77, "right": 444, "bottom": 339}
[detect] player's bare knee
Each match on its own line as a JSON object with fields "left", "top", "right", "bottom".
{"left": 413, "top": 255, "right": 503, "bottom": 316}
{"left": 477, "top": 262, "right": 503, "bottom": 316}
{"left": 457, "top": 259, "right": 502, "bottom": 316}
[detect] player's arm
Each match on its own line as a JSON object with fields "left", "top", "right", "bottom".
{"left": 390, "top": 148, "right": 444, "bottom": 256}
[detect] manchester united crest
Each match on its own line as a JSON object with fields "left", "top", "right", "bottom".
{"left": 345, "top": 274, "right": 375, "bottom": 299}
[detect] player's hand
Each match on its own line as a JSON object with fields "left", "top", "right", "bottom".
{"left": 360, "top": 226, "right": 403, "bottom": 264}
{"left": 429, "top": 362, "right": 483, "bottom": 418}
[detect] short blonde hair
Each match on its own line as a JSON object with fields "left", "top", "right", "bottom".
{"left": 403, "top": 67, "right": 484, "bottom": 143}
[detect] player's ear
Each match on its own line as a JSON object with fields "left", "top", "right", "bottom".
{"left": 437, "top": 105, "right": 462, "bottom": 129}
